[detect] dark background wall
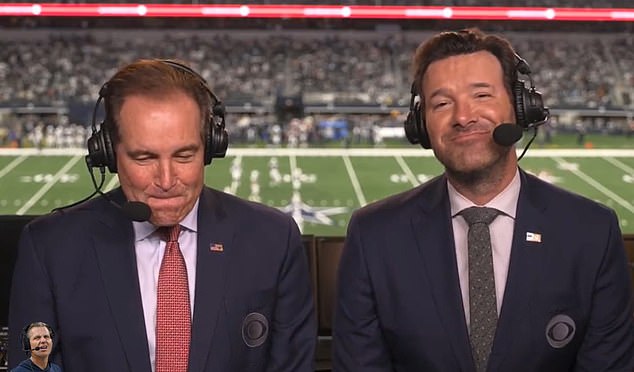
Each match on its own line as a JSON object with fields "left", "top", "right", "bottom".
{"left": 0, "top": 215, "right": 37, "bottom": 328}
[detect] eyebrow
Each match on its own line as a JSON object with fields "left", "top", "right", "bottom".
{"left": 126, "top": 144, "right": 200, "bottom": 158}
{"left": 428, "top": 82, "right": 494, "bottom": 100}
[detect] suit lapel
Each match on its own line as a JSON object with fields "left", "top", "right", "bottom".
{"left": 92, "top": 190, "right": 152, "bottom": 372}
{"left": 412, "top": 176, "right": 474, "bottom": 371}
{"left": 490, "top": 171, "right": 548, "bottom": 368}
{"left": 188, "top": 188, "right": 235, "bottom": 372}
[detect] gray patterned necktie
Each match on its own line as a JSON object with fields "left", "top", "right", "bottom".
{"left": 460, "top": 206, "right": 501, "bottom": 372}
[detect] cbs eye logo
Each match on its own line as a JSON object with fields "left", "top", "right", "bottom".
{"left": 242, "top": 312, "right": 268, "bottom": 348}
{"left": 545, "top": 314, "right": 576, "bottom": 348}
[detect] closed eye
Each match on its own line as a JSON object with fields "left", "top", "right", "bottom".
{"left": 475, "top": 92, "right": 492, "bottom": 99}
{"left": 174, "top": 150, "right": 197, "bottom": 162}
{"left": 133, "top": 155, "right": 155, "bottom": 163}
{"left": 175, "top": 154, "right": 195, "bottom": 162}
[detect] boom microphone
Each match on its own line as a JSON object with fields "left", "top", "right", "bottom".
{"left": 493, "top": 123, "right": 523, "bottom": 146}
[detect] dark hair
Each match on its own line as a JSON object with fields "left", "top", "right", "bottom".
{"left": 412, "top": 28, "right": 518, "bottom": 108}
{"left": 103, "top": 59, "right": 212, "bottom": 146}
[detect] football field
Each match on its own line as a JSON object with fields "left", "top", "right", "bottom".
{"left": 0, "top": 147, "right": 633, "bottom": 236}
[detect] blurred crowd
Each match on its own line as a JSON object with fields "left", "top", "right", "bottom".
{"left": 0, "top": 29, "right": 632, "bottom": 148}
{"left": 1, "top": 31, "right": 632, "bottom": 109}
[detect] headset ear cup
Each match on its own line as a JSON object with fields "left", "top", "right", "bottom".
{"left": 101, "top": 123, "right": 117, "bottom": 173}
{"left": 86, "top": 122, "right": 117, "bottom": 173}
{"left": 206, "top": 122, "right": 228, "bottom": 164}
{"left": 514, "top": 80, "right": 527, "bottom": 128}
{"left": 525, "top": 89, "right": 547, "bottom": 125}
{"left": 404, "top": 95, "right": 431, "bottom": 149}
{"left": 22, "top": 325, "right": 30, "bottom": 351}
{"left": 404, "top": 111, "right": 420, "bottom": 145}
{"left": 205, "top": 103, "right": 228, "bottom": 165}
{"left": 403, "top": 93, "right": 431, "bottom": 150}
{"left": 417, "top": 102, "right": 431, "bottom": 150}
{"left": 214, "top": 126, "right": 229, "bottom": 159}
{"left": 86, "top": 130, "right": 103, "bottom": 169}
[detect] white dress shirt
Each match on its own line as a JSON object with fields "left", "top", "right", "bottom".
{"left": 448, "top": 169, "right": 520, "bottom": 328}
{"left": 133, "top": 199, "right": 199, "bottom": 372}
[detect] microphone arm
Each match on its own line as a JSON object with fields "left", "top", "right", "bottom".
{"left": 52, "top": 156, "right": 152, "bottom": 222}
{"left": 52, "top": 156, "right": 106, "bottom": 212}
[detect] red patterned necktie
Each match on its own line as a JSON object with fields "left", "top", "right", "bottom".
{"left": 155, "top": 225, "right": 191, "bottom": 372}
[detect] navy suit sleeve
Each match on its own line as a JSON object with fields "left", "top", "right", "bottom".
{"left": 333, "top": 214, "right": 393, "bottom": 372}
{"left": 266, "top": 218, "right": 316, "bottom": 372}
{"left": 8, "top": 224, "right": 63, "bottom": 368}
{"left": 576, "top": 210, "right": 634, "bottom": 370}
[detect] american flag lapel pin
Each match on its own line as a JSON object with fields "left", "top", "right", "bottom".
{"left": 526, "top": 232, "right": 542, "bottom": 243}
{"left": 210, "top": 243, "right": 224, "bottom": 252}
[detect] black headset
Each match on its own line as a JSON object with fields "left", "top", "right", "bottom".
{"left": 21, "top": 322, "right": 55, "bottom": 353}
{"left": 404, "top": 53, "right": 548, "bottom": 149}
{"left": 86, "top": 59, "right": 229, "bottom": 173}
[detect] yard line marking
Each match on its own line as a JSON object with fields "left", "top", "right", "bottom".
{"left": 395, "top": 155, "right": 419, "bottom": 186}
{"left": 289, "top": 153, "right": 298, "bottom": 174}
{"left": 103, "top": 174, "right": 120, "bottom": 192}
{"left": 603, "top": 157, "right": 634, "bottom": 175}
{"left": 17, "top": 155, "right": 82, "bottom": 215}
{"left": 553, "top": 157, "right": 634, "bottom": 214}
{"left": 342, "top": 155, "right": 367, "bottom": 207}
{"left": 0, "top": 155, "right": 28, "bottom": 179}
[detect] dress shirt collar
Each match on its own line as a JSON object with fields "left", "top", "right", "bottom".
{"left": 447, "top": 168, "right": 521, "bottom": 219}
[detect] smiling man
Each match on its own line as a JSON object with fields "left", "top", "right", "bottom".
{"left": 333, "top": 28, "right": 634, "bottom": 371}
{"left": 9, "top": 59, "right": 315, "bottom": 372}
{"left": 11, "top": 322, "right": 61, "bottom": 372}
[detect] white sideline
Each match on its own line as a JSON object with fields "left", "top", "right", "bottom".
{"left": 1, "top": 147, "right": 633, "bottom": 157}
{"left": 603, "top": 157, "right": 634, "bottom": 175}
{"left": 0, "top": 155, "right": 28, "bottom": 179}
{"left": 395, "top": 155, "right": 419, "bottom": 187}
{"left": 341, "top": 155, "right": 367, "bottom": 207}
{"left": 553, "top": 157, "right": 634, "bottom": 214}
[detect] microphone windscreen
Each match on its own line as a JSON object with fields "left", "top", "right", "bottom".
{"left": 122, "top": 201, "right": 152, "bottom": 222}
{"left": 493, "top": 123, "right": 523, "bottom": 146}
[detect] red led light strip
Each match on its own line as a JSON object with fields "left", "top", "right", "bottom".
{"left": 0, "top": 4, "right": 632, "bottom": 21}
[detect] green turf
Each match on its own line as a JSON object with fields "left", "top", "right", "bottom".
{"left": 0, "top": 148, "right": 632, "bottom": 236}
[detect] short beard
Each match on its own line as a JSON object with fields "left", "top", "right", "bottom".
{"left": 442, "top": 145, "right": 512, "bottom": 193}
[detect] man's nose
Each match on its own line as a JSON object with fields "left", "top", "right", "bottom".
{"left": 157, "top": 160, "right": 176, "bottom": 190}
{"left": 453, "top": 99, "right": 477, "bottom": 127}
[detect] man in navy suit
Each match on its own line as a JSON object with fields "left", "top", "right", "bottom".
{"left": 333, "top": 28, "right": 634, "bottom": 371}
{"left": 9, "top": 59, "right": 316, "bottom": 371}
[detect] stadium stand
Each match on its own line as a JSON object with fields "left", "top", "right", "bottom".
{"left": 1, "top": 31, "right": 631, "bottom": 109}
{"left": 1, "top": 29, "right": 632, "bottom": 148}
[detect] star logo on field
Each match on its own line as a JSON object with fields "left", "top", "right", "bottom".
{"left": 277, "top": 192, "right": 348, "bottom": 228}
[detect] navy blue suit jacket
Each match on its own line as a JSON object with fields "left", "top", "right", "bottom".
{"left": 334, "top": 170, "right": 634, "bottom": 371}
{"left": 9, "top": 187, "right": 316, "bottom": 371}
